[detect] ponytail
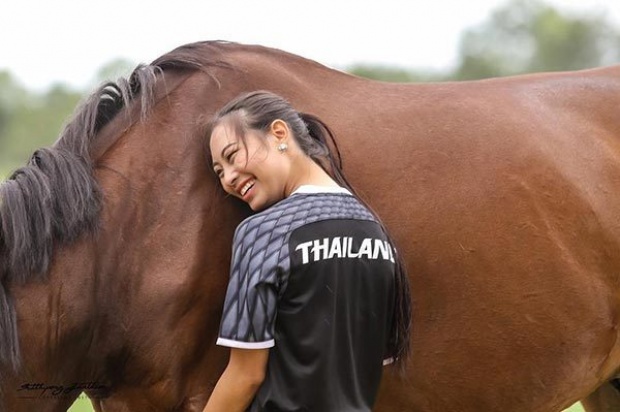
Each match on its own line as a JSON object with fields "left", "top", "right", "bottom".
{"left": 300, "top": 113, "right": 412, "bottom": 369}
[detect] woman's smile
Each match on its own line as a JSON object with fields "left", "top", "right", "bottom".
{"left": 239, "top": 179, "right": 255, "bottom": 197}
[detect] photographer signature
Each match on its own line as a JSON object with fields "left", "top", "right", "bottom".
{"left": 17, "top": 381, "right": 110, "bottom": 398}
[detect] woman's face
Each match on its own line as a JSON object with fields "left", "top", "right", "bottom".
{"left": 210, "top": 121, "right": 292, "bottom": 211}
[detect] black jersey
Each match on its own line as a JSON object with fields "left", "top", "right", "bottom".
{"left": 217, "top": 186, "right": 396, "bottom": 412}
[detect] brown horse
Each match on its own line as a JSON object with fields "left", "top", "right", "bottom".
{"left": 1, "top": 41, "right": 620, "bottom": 412}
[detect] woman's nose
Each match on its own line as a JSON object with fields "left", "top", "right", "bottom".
{"left": 223, "top": 167, "right": 239, "bottom": 188}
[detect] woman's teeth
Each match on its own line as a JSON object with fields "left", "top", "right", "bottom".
{"left": 241, "top": 181, "right": 255, "bottom": 196}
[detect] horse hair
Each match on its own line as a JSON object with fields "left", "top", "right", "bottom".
{"left": 0, "top": 41, "right": 227, "bottom": 373}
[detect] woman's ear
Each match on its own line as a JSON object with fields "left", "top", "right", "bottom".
{"left": 269, "top": 119, "right": 290, "bottom": 142}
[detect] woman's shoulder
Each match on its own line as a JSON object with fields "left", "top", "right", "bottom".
{"left": 234, "top": 192, "right": 376, "bottom": 241}
{"left": 233, "top": 194, "right": 308, "bottom": 236}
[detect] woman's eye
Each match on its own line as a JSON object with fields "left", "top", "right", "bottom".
{"left": 226, "top": 150, "right": 237, "bottom": 162}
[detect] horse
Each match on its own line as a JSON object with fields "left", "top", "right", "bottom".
{"left": 1, "top": 40, "right": 620, "bottom": 412}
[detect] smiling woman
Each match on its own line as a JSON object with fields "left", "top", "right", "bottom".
{"left": 204, "top": 91, "right": 412, "bottom": 412}
{"left": 208, "top": 91, "right": 337, "bottom": 211}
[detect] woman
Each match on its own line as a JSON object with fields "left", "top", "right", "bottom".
{"left": 204, "top": 91, "right": 411, "bottom": 412}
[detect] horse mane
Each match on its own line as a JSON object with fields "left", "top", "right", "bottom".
{"left": 0, "top": 40, "right": 233, "bottom": 371}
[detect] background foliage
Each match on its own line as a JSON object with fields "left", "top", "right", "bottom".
{"left": 2, "top": 0, "right": 619, "bottom": 179}
{"left": 0, "top": 58, "right": 134, "bottom": 177}
{"left": 2, "top": 0, "right": 619, "bottom": 178}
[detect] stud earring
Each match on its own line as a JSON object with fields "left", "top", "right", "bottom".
{"left": 277, "top": 143, "right": 288, "bottom": 152}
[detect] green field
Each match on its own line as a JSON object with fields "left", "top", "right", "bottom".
{"left": 565, "top": 403, "right": 585, "bottom": 412}
{"left": 66, "top": 395, "right": 585, "bottom": 411}
{"left": 68, "top": 395, "right": 94, "bottom": 412}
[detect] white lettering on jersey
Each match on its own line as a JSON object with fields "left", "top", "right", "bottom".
{"left": 295, "top": 237, "right": 395, "bottom": 264}
{"left": 311, "top": 238, "right": 330, "bottom": 261}
{"left": 327, "top": 237, "right": 342, "bottom": 259}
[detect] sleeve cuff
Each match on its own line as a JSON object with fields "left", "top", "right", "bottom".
{"left": 216, "top": 337, "right": 275, "bottom": 349}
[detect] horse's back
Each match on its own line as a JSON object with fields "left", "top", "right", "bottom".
{"left": 232, "top": 52, "right": 620, "bottom": 409}
{"left": 323, "top": 66, "right": 620, "bottom": 411}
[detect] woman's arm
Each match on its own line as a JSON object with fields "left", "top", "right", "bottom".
{"left": 203, "top": 348, "right": 269, "bottom": 412}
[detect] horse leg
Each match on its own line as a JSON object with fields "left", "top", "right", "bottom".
{"left": 86, "top": 386, "right": 179, "bottom": 412}
{"left": 86, "top": 386, "right": 211, "bottom": 412}
{"left": 581, "top": 380, "right": 620, "bottom": 412}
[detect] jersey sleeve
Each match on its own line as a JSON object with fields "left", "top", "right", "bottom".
{"left": 216, "top": 220, "right": 280, "bottom": 349}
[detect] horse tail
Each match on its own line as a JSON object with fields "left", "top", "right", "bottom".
{"left": 0, "top": 280, "right": 19, "bottom": 373}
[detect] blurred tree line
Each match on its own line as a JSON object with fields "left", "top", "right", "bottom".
{"left": 1, "top": 0, "right": 620, "bottom": 177}
{"left": 0, "top": 59, "right": 134, "bottom": 176}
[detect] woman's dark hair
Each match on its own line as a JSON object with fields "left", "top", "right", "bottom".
{"left": 206, "top": 90, "right": 412, "bottom": 367}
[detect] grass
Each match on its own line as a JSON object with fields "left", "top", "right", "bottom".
{"left": 66, "top": 395, "right": 585, "bottom": 411}
{"left": 67, "top": 393, "right": 95, "bottom": 412}
{"left": 564, "top": 403, "right": 585, "bottom": 412}
{"left": 68, "top": 395, "right": 94, "bottom": 412}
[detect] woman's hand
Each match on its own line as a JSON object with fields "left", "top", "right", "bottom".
{"left": 203, "top": 348, "right": 269, "bottom": 412}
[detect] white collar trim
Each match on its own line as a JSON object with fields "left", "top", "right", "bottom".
{"left": 291, "top": 185, "right": 352, "bottom": 195}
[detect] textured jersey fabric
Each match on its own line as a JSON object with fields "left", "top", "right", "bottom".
{"left": 217, "top": 186, "right": 396, "bottom": 412}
